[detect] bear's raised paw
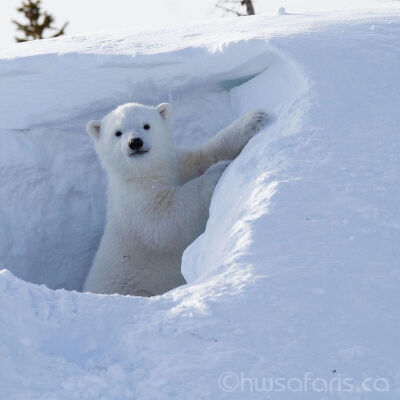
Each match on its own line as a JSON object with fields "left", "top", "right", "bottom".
{"left": 241, "top": 110, "right": 268, "bottom": 135}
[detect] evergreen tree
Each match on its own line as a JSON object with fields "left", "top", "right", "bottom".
{"left": 13, "top": 0, "right": 68, "bottom": 42}
{"left": 216, "top": 0, "right": 256, "bottom": 16}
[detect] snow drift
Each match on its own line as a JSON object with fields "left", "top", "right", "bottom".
{"left": 1, "top": 8, "right": 400, "bottom": 399}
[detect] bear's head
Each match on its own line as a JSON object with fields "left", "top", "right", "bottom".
{"left": 87, "top": 103, "right": 173, "bottom": 180}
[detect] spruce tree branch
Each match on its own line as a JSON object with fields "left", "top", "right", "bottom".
{"left": 52, "top": 22, "right": 68, "bottom": 38}
{"left": 13, "top": 0, "right": 68, "bottom": 42}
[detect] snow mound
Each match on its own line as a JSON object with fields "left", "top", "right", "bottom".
{"left": 277, "top": 7, "right": 286, "bottom": 15}
{"left": 1, "top": 8, "right": 400, "bottom": 399}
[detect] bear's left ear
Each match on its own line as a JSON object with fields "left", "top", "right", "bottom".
{"left": 86, "top": 120, "right": 101, "bottom": 140}
{"left": 156, "top": 103, "right": 172, "bottom": 121}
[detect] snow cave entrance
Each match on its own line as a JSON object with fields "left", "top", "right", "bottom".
{"left": 1, "top": 42, "right": 307, "bottom": 294}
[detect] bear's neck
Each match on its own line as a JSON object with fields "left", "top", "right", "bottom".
{"left": 107, "top": 158, "right": 178, "bottom": 194}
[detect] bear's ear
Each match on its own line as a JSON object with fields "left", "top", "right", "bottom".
{"left": 156, "top": 103, "right": 172, "bottom": 121}
{"left": 86, "top": 120, "right": 101, "bottom": 140}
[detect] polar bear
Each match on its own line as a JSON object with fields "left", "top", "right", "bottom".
{"left": 83, "top": 102, "right": 267, "bottom": 296}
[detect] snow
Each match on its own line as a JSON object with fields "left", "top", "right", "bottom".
{"left": 1, "top": 7, "right": 400, "bottom": 399}
{"left": 277, "top": 7, "right": 286, "bottom": 15}
{"left": 2, "top": 0, "right": 398, "bottom": 49}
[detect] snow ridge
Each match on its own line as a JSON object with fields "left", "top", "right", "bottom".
{"left": 1, "top": 9, "right": 400, "bottom": 399}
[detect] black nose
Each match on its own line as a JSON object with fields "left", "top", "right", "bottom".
{"left": 128, "top": 138, "right": 143, "bottom": 150}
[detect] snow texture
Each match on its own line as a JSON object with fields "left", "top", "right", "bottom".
{"left": 1, "top": 8, "right": 400, "bottom": 399}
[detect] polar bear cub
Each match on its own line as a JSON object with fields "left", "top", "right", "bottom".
{"left": 84, "top": 102, "right": 267, "bottom": 296}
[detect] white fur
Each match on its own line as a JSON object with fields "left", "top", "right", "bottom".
{"left": 84, "top": 102, "right": 267, "bottom": 296}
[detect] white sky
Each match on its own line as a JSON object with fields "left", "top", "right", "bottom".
{"left": 0, "top": 0, "right": 397, "bottom": 49}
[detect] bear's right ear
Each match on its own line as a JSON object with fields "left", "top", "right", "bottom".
{"left": 156, "top": 103, "right": 172, "bottom": 121}
{"left": 86, "top": 120, "right": 101, "bottom": 140}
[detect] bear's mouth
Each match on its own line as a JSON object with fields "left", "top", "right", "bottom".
{"left": 129, "top": 150, "right": 149, "bottom": 157}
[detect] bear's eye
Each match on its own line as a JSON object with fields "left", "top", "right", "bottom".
{"left": 115, "top": 131, "right": 122, "bottom": 137}
{"left": 143, "top": 124, "right": 150, "bottom": 130}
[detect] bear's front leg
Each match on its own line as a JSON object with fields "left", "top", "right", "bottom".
{"left": 143, "top": 160, "right": 230, "bottom": 253}
{"left": 178, "top": 110, "right": 268, "bottom": 182}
